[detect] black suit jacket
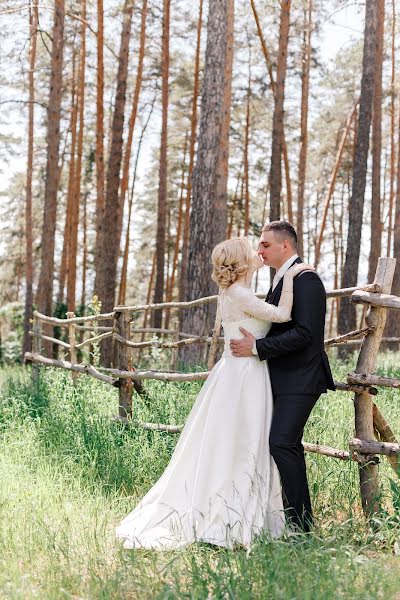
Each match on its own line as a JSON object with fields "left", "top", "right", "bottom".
{"left": 256, "top": 257, "right": 335, "bottom": 396}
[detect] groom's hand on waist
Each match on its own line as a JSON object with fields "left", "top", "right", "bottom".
{"left": 230, "top": 328, "right": 256, "bottom": 357}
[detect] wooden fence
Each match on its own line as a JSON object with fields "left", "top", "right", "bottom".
{"left": 25, "top": 257, "right": 400, "bottom": 519}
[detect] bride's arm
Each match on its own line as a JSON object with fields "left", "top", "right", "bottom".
{"left": 231, "top": 265, "right": 313, "bottom": 323}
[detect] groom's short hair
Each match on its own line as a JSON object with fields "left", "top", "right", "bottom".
{"left": 262, "top": 220, "right": 298, "bottom": 249}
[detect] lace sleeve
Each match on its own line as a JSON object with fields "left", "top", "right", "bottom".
{"left": 230, "top": 276, "right": 294, "bottom": 323}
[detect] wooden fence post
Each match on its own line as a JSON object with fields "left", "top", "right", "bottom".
{"left": 67, "top": 312, "right": 77, "bottom": 384}
{"left": 114, "top": 310, "right": 133, "bottom": 418}
{"left": 352, "top": 257, "right": 396, "bottom": 518}
{"left": 171, "top": 320, "right": 179, "bottom": 370}
{"left": 32, "top": 315, "right": 42, "bottom": 386}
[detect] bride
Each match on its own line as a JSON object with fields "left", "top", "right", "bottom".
{"left": 116, "top": 237, "right": 311, "bottom": 549}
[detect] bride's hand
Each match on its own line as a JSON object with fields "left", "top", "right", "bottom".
{"left": 285, "top": 263, "right": 315, "bottom": 278}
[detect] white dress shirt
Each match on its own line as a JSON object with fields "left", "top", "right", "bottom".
{"left": 272, "top": 254, "right": 299, "bottom": 290}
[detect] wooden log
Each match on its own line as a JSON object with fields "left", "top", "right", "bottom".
{"left": 351, "top": 290, "right": 400, "bottom": 310}
{"left": 33, "top": 310, "right": 114, "bottom": 325}
{"left": 352, "top": 257, "right": 396, "bottom": 518}
{"left": 349, "top": 437, "right": 400, "bottom": 456}
{"left": 324, "top": 326, "right": 373, "bottom": 346}
{"left": 67, "top": 312, "right": 77, "bottom": 383}
{"left": 114, "top": 310, "right": 133, "bottom": 418}
{"left": 348, "top": 372, "right": 400, "bottom": 389}
{"left": 326, "top": 283, "right": 381, "bottom": 298}
{"left": 171, "top": 320, "right": 179, "bottom": 370}
{"left": 373, "top": 404, "right": 400, "bottom": 476}
{"left": 31, "top": 315, "right": 42, "bottom": 385}
{"left": 29, "top": 331, "right": 70, "bottom": 349}
{"left": 334, "top": 381, "right": 378, "bottom": 395}
{"left": 24, "top": 352, "right": 116, "bottom": 384}
{"left": 327, "top": 337, "right": 400, "bottom": 347}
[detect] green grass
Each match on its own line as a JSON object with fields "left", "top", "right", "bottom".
{"left": 0, "top": 355, "right": 399, "bottom": 599}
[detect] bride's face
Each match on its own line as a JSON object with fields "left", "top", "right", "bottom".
{"left": 250, "top": 249, "right": 264, "bottom": 270}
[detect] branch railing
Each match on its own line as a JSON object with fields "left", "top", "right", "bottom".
{"left": 25, "top": 258, "right": 400, "bottom": 519}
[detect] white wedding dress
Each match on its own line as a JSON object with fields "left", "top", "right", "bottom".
{"left": 116, "top": 277, "right": 296, "bottom": 549}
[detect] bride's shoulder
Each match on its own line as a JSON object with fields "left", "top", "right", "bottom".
{"left": 227, "top": 282, "right": 254, "bottom": 297}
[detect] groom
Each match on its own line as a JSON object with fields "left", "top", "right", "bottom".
{"left": 230, "top": 220, "right": 335, "bottom": 532}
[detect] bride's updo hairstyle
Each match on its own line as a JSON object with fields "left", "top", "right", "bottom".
{"left": 211, "top": 237, "right": 253, "bottom": 289}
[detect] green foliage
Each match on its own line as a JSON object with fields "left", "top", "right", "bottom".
{"left": 0, "top": 356, "right": 399, "bottom": 598}
{"left": 0, "top": 301, "right": 24, "bottom": 364}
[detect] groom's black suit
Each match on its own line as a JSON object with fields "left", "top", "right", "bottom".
{"left": 255, "top": 257, "right": 335, "bottom": 532}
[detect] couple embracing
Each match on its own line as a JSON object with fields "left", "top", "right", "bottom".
{"left": 116, "top": 220, "right": 335, "bottom": 549}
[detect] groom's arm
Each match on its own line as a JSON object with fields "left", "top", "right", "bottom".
{"left": 256, "top": 272, "right": 325, "bottom": 360}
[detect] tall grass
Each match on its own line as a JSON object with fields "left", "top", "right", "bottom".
{"left": 0, "top": 355, "right": 399, "bottom": 599}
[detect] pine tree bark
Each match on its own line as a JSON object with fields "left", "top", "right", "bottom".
{"left": 118, "top": 99, "right": 155, "bottom": 306}
{"left": 269, "top": 0, "right": 291, "bottom": 223}
{"left": 251, "top": 0, "right": 292, "bottom": 222}
{"left": 94, "top": 0, "right": 105, "bottom": 284}
{"left": 338, "top": 1, "right": 378, "bottom": 339}
{"left": 36, "top": 0, "right": 65, "bottom": 321}
{"left": 387, "top": 0, "right": 396, "bottom": 256}
{"left": 67, "top": 0, "right": 86, "bottom": 312}
{"left": 58, "top": 51, "right": 78, "bottom": 307}
{"left": 23, "top": 0, "right": 39, "bottom": 356}
{"left": 95, "top": 0, "right": 133, "bottom": 315}
{"left": 181, "top": 0, "right": 228, "bottom": 361}
{"left": 179, "top": 0, "right": 203, "bottom": 304}
{"left": 368, "top": 0, "right": 384, "bottom": 285}
{"left": 117, "top": 0, "right": 148, "bottom": 248}
{"left": 153, "top": 0, "right": 170, "bottom": 328}
{"left": 297, "top": 0, "right": 312, "bottom": 258}
{"left": 212, "top": 0, "right": 234, "bottom": 245}
{"left": 244, "top": 57, "right": 250, "bottom": 235}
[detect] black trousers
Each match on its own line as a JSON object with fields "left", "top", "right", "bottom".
{"left": 269, "top": 393, "right": 320, "bottom": 532}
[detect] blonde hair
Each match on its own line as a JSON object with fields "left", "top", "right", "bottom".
{"left": 211, "top": 237, "right": 253, "bottom": 289}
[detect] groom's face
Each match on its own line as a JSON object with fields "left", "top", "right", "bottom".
{"left": 258, "top": 230, "right": 290, "bottom": 270}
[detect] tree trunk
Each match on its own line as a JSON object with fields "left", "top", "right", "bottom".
{"left": 181, "top": 0, "right": 228, "bottom": 362}
{"left": 387, "top": 0, "right": 396, "bottom": 256}
{"left": 386, "top": 68, "right": 400, "bottom": 339}
{"left": 153, "top": 0, "right": 170, "bottom": 328}
{"left": 251, "top": 0, "right": 292, "bottom": 223}
{"left": 179, "top": 0, "right": 203, "bottom": 304}
{"left": 36, "top": 0, "right": 65, "bottom": 321}
{"left": 244, "top": 53, "right": 250, "bottom": 236}
{"left": 118, "top": 98, "right": 155, "bottom": 306}
{"left": 67, "top": 0, "right": 86, "bottom": 312}
{"left": 269, "top": 0, "right": 291, "bottom": 223}
{"left": 94, "top": 0, "right": 105, "bottom": 286}
{"left": 297, "top": 0, "right": 312, "bottom": 257}
{"left": 368, "top": 0, "right": 384, "bottom": 285}
{"left": 95, "top": 0, "right": 134, "bottom": 363}
{"left": 338, "top": 1, "right": 378, "bottom": 339}
{"left": 23, "top": 0, "right": 39, "bottom": 356}
{"left": 212, "top": 0, "right": 234, "bottom": 245}
{"left": 117, "top": 0, "right": 148, "bottom": 248}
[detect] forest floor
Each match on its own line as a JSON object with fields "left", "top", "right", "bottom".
{"left": 0, "top": 354, "right": 399, "bottom": 599}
